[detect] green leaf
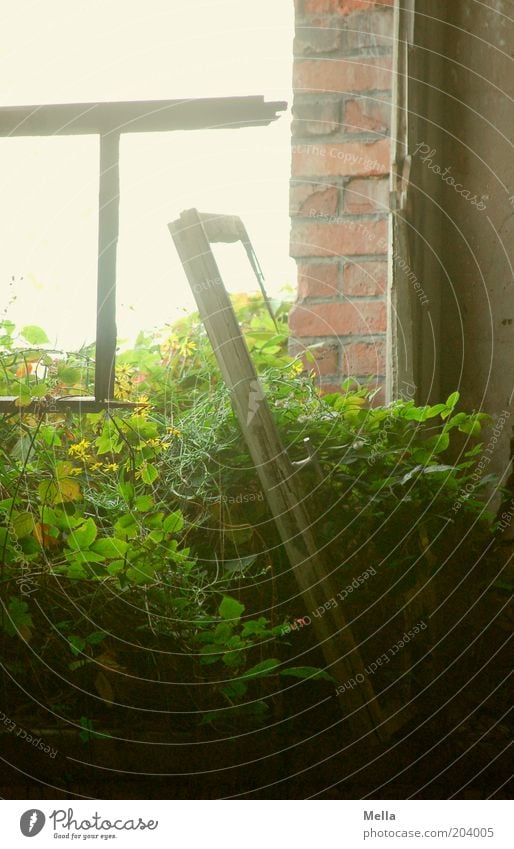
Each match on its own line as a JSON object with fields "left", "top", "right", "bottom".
{"left": 68, "top": 635, "right": 86, "bottom": 656}
{"left": 148, "top": 529, "right": 164, "bottom": 544}
{"left": 134, "top": 494, "right": 154, "bottom": 512}
{"left": 14, "top": 385, "right": 32, "bottom": 408}
{"left": 458, "top": 418, "right": 482, "bottom": 437}
{"left": 86, "top": 630, "right": 107, "bottom": 646}
{"left": 126, "top": 562, "right": 158, "bottom": 585}
{"left": 3, "top": 597, "right": 33, "bottom": 638}
{"left": 29, "top": 382, "right": 50, "bottom": 398}
{"left": 426, "top": 403, "right": 446, "bottom": 417}
{"left": 220, "top": 679, "right": 248, "bottom": 699}
{"left": 67, "top": 517, "right": 97, "bottom": 550}
{"left": 402, "top": 406, "right": 429, "bottom": 422}
{"left": 141, "top": 463, "right": 158, "bottom": 485}
{"left": 144, "top": 512, "right": 165, "bottom": 529}
{"left": 114, "top": 514, "right": 139, "bottom": 539}
{"left": 21, "top": 325, "right": 49, "bottom": 345}
{"left": 118, "top": 480, "right": 135, "bottom": 503}
{"left": 162, "top": 511, "right": 184, "bottom": 533}
{"left": 65, "top": 563, "right": 88, "bottom": 580}
{"left": 241, "top": 617, "right": 270, "bottom": 637}
{"left": 12, "top": 511, "right": 35, "bottom": 538}
{"left": 222, "top": 650, "right": 244, "bottom": 668}
{"left": 280, "top": 666, "right": 335, "bottom": 682}
{"left": 218, "top": 595, "right": 245, "bottom": 622}
{"left": 92, "top": 537, "right": 129, "bottom": 559}
{"left": 446, "top": 391, "right": 460, "bottom": 411}
{"left": 241, "top": 658, "right": 281, "bottom": 679}
{"left": 107, "top": 559, "right": 125, "bottom": 576}
{"left": 65, "top": 550, "right": 105, "bottom": 564}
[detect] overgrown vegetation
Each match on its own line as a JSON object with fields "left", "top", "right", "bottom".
{"left": 0, "top": 297, "right": 505, "bottom": 739}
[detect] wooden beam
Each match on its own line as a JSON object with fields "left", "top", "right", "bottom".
{"left": 0, "top": 97, "right": 287, "bottom": 137}
{"left": 169, "top": 208, "right": 387, "bottom": 745}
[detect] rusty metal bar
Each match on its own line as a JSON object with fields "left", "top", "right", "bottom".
{"left": 94, "top": 132, "right": 120, "bottom": 401}
{"left": 0, "top": 397, "right": 136, "bottom": 413}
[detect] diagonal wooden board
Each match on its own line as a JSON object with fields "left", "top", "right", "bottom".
{"left": 169, "top": 208, "right": 388, "bottom": 745}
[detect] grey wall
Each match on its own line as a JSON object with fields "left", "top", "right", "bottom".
{"left": 406, "top": 0, "right": 513, "bottom": 487}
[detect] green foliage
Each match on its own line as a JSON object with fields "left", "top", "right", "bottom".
{"left": 0, "top": 293, "right": 501, "bottom": 736}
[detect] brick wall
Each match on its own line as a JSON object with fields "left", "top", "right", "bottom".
{"left": 290, "top": 0, "right": 394, "bottom": 395}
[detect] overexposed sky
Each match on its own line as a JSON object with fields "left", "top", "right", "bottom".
{"left": 0, "top": 0, "right": 294, "bottom": 348}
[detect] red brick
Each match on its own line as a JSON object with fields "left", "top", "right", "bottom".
{"left": 303, "top": 343, "right": 340, "bottom": 375}
{"left": 298, "top": 261, "right": 340, "bottom": 298}
{"left": 344, "top": 97, "right": 391, "bottom": 134}
{"left": 341, "top": 340, "right": 386, "bottom": 374}
{"left": 344, "top": 261, "right": 387, "bottom": 295}
{"left": 290, "top": 182, "right": 339, "bottom": 217}
{"left": 304, "top": 0, "right": 393, "bottom": 14}
{"left": 340, "top": 9, "right": 394, "bottom": 52}
{"left": 289, "top": 300, "right": 386, "bottom": 336}
{"left": 295, "top": 23, "right": 341, "bottom": 55}
{"left": 294, "top": 57, "right": 392, "bottom": 94}
{"left": 292, "top": 99, "right": 341, "bottom": 136}
{"left": 290, "top": 217, "right": 388, "bottom": 257}
{"left": 292, "top": 139, "right": 389, "bottom": 177}
{"left": 344, "top": 177, "right": 389, "bottom": 213}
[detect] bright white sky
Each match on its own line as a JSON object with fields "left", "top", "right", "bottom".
{"left": 0, "top": 0, "right": 294, "bottom": 348}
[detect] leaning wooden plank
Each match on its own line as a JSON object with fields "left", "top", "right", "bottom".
{"left": 169, "top": 208, "right": 387, "bottom": 744}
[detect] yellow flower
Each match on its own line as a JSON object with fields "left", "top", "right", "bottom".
{"left": 136, "top": 394, "right": 152, "bottom": 419}
{"left": 178, "top": 338, "right": 196, "bottom": 357}
{"left": 114, "top": 364, "right": 135, "bottom": 401}
{"left": 68, "top": 439, "right": 91, "bottom": 460}
{"left": 166, "top": 426, "right": 182, "bottom": 438}
{"left": 289, "top": 360, "right": 304, "bottom": 377}
{"left": 90, "top": 462, "right": 103, "bottom": 471}
{"left": 68, "top": 467, "right": 83, "bottom": 476}
{"left": 103, "top": 462, "right": 119, "bottom": 473}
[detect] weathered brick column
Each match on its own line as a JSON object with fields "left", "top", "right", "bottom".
{"left": 290, "top": 0, "right": 394, "bottom": 396}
